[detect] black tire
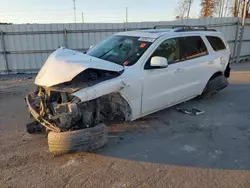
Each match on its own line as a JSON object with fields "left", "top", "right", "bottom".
{"left": 48, "top": 123, "right": 107, "bottom": 155}
{"left": 200, "top": 75, "right": 228, "bottom": 99}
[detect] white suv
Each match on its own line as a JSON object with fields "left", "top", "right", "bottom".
{"left": 26, "top": 26, "right": 231, "bottom": 133}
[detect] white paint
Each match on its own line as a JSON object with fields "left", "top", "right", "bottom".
{"left": 34, "top": 47, "right": 123, "bottom": 87}
{"left": 72, "top": 79, "right": 126, "bottom": 102}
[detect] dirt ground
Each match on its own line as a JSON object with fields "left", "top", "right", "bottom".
{"left": 0, "top": 63, "right": 250, "bottom": 188}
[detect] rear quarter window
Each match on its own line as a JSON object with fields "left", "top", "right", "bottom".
{"left": 206, "top": 36, "right": 226, "bottom": 51}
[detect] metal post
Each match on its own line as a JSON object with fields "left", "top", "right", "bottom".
{"left": 236, "top": 26, "right": 244, "bottom": 63}
{"left": 63, "top": 29, "right": 68, "bottom": 48}
{"left": 236, "top": 0, "right": 248, "bottom": 63}
{"left": 73, "top": 0, "right": 76, "bottom": 23}
{"left": 232, "top": 21, "right": 240, "bottom": 61}
{"left": 125, "top": 7, "right": 128, "bottom": 31}
{"left": 0, "top": 31, "right": 9, "bottom": 74}
{"left": 82, "top": 12, "right": 84, "bottom": 23}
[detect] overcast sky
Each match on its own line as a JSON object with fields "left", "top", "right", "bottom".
{"left": 0, "top": 0, "right": 201, "bottom": 23}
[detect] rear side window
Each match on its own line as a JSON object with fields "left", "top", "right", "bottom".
{"left": 184, "top": 36, "right": 208, "bottom": 60}
{"left": 206, "top": 36, "right": 226, "bottom": 51}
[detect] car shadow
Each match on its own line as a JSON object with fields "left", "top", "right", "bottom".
{"left": 93, "top": 84, "right": 250, "bottom": 170}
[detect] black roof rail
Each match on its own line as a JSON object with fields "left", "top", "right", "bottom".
{"left": 190, "top": 25, "right": 217, "bottom": 32}
{"left": 153, "top": 25, "right": 191, "bottom": 30}
{"left": 153, "top": 25, "right": 217, "bottom": 32}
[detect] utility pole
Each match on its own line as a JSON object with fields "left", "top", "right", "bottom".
{"left": 125, "top": 7, "right": 128, "bottom": 31}
{"left": 126, "top": 7, "right": 128, "bottom": 24}
{"left": 82, "top": 12, "right": 84, "bottom": 23}
{"left": 187, "top": 0, "right": 192, "bottom": 19}
{"left": 73, "top": 0, "right": 76, "bottom": 23}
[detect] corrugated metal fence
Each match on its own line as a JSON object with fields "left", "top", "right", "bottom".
{"left": 0, "top": 17, "right": 250, "bottom": 74}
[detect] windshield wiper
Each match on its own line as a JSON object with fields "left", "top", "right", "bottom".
{"left": 120, "top": 51, "right": 140, "bottom": 65}
{"left": 98, "top": 43, "right": 123, "bottom": 59}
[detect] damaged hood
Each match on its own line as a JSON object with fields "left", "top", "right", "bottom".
{"left": 35, "top": 47, "right": 124, "bottom": 87}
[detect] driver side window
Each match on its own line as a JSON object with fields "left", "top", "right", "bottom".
{"left": 145, "top": 37, "right": 183, "bottom": 69}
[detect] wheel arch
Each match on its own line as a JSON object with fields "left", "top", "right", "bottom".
{"left": 209, "top": 71, "right": 223, "bottom": 81}
{"left": 99, "top": 92, "right": 133, "bottom": 121}
{"left": 200, "top": 71, "right": 224, "bottom": 94}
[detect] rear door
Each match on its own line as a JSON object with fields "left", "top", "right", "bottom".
{"left": 180, "top": 35, "right": 212, "bottom": 94}
{"left": 205, "top": 35, "right": 230, "bottom": 70}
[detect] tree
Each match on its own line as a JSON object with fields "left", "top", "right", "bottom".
{"left": 233, "top": 0, "right": 239, "bottom": 16}
{"left": 200, "top": 0, "right": 216, "bottom": 17}
{"left": 200, "top": 0, "right": 235, "bottom": 18}
{"left": 176, "top": 0, "right": 193, "bottom": 19}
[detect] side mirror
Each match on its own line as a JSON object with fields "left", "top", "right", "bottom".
{"left": 150, "top": 56, "right": 168, "bottom": 68}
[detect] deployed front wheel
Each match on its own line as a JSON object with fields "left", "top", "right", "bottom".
{"left": 48, "top": 123, "right": 107, "bottom": 155}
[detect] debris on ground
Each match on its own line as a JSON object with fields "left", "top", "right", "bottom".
{"left": 26, "top": 121, "right": 45, "bottom": 134}
{"left": 176, "top": 107, "right": 205, "bottom": 116}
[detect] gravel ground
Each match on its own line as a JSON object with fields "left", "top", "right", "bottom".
{"left": 0, "top": 63, "right": 250, "bottom": 188}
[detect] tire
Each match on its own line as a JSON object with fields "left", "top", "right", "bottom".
{"left": 200, "top": 75, "right": 228, "bottom": 99}
{"left": 48, "top": 123, "right": 107, "bottom": 155}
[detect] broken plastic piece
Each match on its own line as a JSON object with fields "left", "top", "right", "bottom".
{"left": 176, "top": 107, "right": 204, "bottom": 116}
{"left": 176, "top": 108, "right": 192, "bottom": 115}
{"left": 191, "top": 107, "right": 205, "bottom": 116}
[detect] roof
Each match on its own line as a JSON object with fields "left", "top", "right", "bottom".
{"left": 115, "top": 28, "right": 220, "bottom": 39}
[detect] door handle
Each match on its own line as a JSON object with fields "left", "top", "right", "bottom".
{"left": 175, "top": 68, "right": 183, "bottom": 73}
{"left": 208, "top": 61, "right": 214, "bottom": 65}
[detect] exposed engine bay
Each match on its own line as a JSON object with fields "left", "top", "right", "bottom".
{"left": 26, "top": 69, "right": 131, "bottom": 132}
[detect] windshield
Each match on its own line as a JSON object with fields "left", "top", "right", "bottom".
{"left": 86, "top": 35, "right": 153, "bottom": 66}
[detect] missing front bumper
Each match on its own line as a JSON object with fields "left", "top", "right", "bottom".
{"left": 25, "top": 93, "right": 61, "bottom": 132}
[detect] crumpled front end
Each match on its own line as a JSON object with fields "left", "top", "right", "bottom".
{"left": 26, "top": 86, "right": 101, "bottom": 132}
{"left": 26, "top": 47, "right": 132, "bottom": 132}
{"left": 26, "top": 69, "right": 132, "bottom": 132}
